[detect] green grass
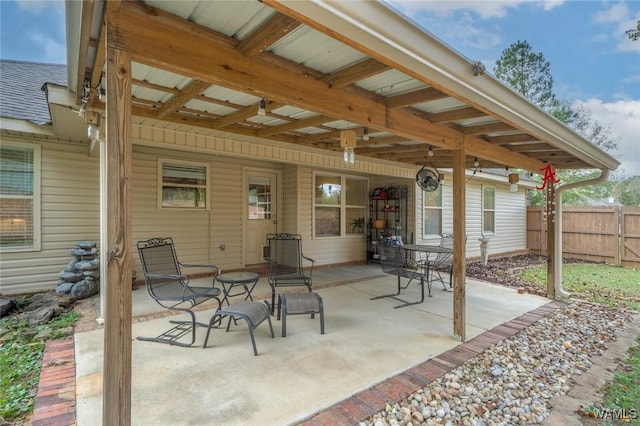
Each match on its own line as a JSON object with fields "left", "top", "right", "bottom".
{"left": 600, "top": 335, "right": 640, "bottom": 425}
{"left": 0, "top": 310, "right": 79, "bottom": 422}
{"left": 518, "top": 263, "right": 640, "bottom": 311}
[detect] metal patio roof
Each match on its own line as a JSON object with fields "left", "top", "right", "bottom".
{"left": 67, "top": 0, "right": 619, "bottom": 173}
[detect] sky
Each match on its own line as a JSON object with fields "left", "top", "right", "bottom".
{"left": 0, "top": 0, "right": 638, "bottom": 177}
{"left": 385, "top": 0, "right": 640, "bottom": 178}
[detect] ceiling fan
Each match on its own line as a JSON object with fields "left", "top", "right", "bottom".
{"left": 415, "top": 165, "right": 441, "bottom": 192}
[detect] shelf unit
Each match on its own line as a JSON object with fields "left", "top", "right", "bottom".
{"left": 367, "top": 185, "right": 408, "bottom": 263}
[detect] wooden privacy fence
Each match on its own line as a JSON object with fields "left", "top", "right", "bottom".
{"left": 527, "top": 206, "right": 640, "bottom": 269}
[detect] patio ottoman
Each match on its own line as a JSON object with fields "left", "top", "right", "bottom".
{"left": 277, "top": 292, "right": 325, "bottom": 337}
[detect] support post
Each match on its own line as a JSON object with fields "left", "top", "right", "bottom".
{"left": 452, "top": 149, "right": 466, "bottom": 341}
{"left": 103, "top": 22, "right": 133, "bottom": 425}
{"left": 546, "top": 179, "right": 556, "bottom": 299}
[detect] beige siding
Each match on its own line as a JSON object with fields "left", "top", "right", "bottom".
{"left": 2, "top": 123, "right": 529, "bottom": 295}
{"left": 1, "top": 139, "right": 99, "bottom": 295}
{"left": 296, "top": 167, "right": 368, "bottom": 265}
{"left": 415, "top": 175, "right": 528, "bottom": 259}
{"left": 281, "top": 165, "right": 298, "bottom": 234}
{"left": 130, "top": 150, "right": 247, "bottom": 278}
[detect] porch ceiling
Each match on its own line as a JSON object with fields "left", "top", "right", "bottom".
{"left": 72, "top": 0, "right": 619, "bottom": 173}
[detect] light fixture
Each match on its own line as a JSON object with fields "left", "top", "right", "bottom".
{"left": 87, "top": 123, "right": 100, "bottom": 142}
{"left": 473, "top": 157, "right": 480, "bottom": 168}
{"left": 340, "top": 130, "right": 356, "bottom": 166}
{"left": 257, "top": 98, "right": 266, "bottom": 116}
{"left": 363, "top": 127, "right": 370, "bottom": 142}
{"left": 87, "top": 111, "right": 101, "bottom": 142}
{"left": 509, "top": 172, "right": 519, "bottom": 192}
{"left": 427, "top": 146, "right": 434, "bottom": 157}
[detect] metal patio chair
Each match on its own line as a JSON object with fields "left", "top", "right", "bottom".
{"left": 263, "top": 233, "right": 315, "bottom": 314}
{"left": 428, "top": 233, "right": 462, "bottom": 291}
{"left": 373, "top": 242, "right": 428, "bottom": 308}
{"left": 137, "top": 237, "right": 222, "bottom": 347}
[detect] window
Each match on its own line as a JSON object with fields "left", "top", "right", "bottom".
{"left": 423, "top": 186, "right": 442, "bottom": 236}
{"left": 314, "top": 174, "right": 366, "bottom": 237}
{"left": 482, "top": 186, "right": 495, "bottom": 234}
{"left": 0, "top": 142, "right": 40, "bottom": 251}
{"left": 159, "top": 159, "right": 209, "bottom": 209}
{"left": 248, "top": 176, "right": 271, "bottom": 220}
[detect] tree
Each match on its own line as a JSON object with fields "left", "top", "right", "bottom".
{"left": 627, "top": 20, "right": 640, "bottom": 41}
{"left": 616, "top": 177, "right": 640, "bottom": 206}
{"left": 495, "top": 41, "right": 620, "bottom": 206}
{"left": 494, "top": 41, "right": 556, "bottom": 110}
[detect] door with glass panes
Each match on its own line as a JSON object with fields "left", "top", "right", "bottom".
{"left": 245, "top": 169, "right": 278, "bottom": 265}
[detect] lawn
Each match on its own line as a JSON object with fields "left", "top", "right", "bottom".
{"left": 518, "top": 263, "right": 640, "bottom": 311}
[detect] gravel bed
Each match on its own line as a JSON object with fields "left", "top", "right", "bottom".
{"left": 359, "top": 302, "right": 634, "bottom": 426}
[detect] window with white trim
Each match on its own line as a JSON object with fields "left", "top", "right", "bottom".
{"left": 423, "top": 186, "right": 442, "bottom": 237}
{"left": 158, "top": 159, "right": 209, "bottom": 209}
{"left": 314, "top": 174, "right": 366, "bottom": 237}
{"left": 0, "top": 142, "right": 41, "bottom": 251}
{"left": 482, "top": 186, "right": 496, "bottom": 234}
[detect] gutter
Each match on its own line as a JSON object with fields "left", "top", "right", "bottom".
{"left": 553, "top": 169, "right": 610, "bottom": 298}
{"left": 274, "top": 0, "right": 620, "bottom": 172}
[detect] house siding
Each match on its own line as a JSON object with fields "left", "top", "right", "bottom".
{"left": 1, "top": 125, "right": 528, "bottom": 295}
{"left": 1, "top": 137, "right": 99, "bottom": 294}
{"left": 415, "top": 176, "right": 528, "bottom": 258}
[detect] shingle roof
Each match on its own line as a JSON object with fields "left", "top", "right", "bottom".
{"left": 0, "top": 60, "right": 67, "bottom": 124}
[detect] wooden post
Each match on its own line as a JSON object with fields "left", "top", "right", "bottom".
{"left": 546, "top": 179, "right": 556, "bottom": 298}
{"left": 452, "top": 149, "right": 466, "bottom": 341}
{"left": 103, "top": 24, "right": 133, "bottom": 425}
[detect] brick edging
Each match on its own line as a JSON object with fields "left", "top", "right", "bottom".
{"left": 299, "top": 300, "right": 568, "bottom": 425}
{"left": 32, "top": 335, "right": 76, "bottom": 426}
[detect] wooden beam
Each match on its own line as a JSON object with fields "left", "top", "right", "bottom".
{"left": 385, "top": 87, "right": 449, "bottom": 108}
{"left": 238, "top": 13, "right": 301, "bottom": 56}
{"left": 75, "top": 0, "right": 95, "bottom": 104}
{"left": 486, "top": 133, "right": 539, "bottom": 145}
{"left": 429, "top": 107, "right": 486, "bottom": 123}
{"left": 452, "top": 149, "right": 466, "bottom": 341}
{"left": 460, "top": 121, "right": 516, "bottom": 135}
{"left": 156, "top": 80, "right": 211, "bottom": 119}
{"left": 323, "top": 58, "right": 390, "bottom": 89}
{"left": 133, "top": 78, "right": 179, "bottom": 94}
{"left": 103, "top": 17, "right": 133, "bottom": 426}
{"left": 105, "top": 1, "right": 547, "bottom": 172}
{"left": 89, "top": 24, "right": 106, "bottom": 105}
{"left": 210, "top": 100, "right": 280, "bottom": 130}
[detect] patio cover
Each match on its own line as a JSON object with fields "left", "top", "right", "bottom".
{"left": 64, "top": 1, "right": 619, "bottom": 423}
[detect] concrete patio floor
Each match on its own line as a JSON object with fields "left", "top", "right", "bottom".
{"left": 73, "top": 265, "right": 548, "bottom": 425}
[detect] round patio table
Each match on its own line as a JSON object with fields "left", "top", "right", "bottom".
{"left": 215, "top": 271, "right": 260, "bottom": 306}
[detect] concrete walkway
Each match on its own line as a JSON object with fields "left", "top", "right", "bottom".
{"left": 66, "top": 266, "right": 552, "bottom": 425}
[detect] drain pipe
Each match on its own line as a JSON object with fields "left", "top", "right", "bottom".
{"left": 553, "top": 168, "right": 610, "bottom": 298}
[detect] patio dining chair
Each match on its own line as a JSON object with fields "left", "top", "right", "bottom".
{"left": 263, "top": 233, "right": 315, "bottom": 314}
{"left": 428, "top": 233, "right": 464, "bottom": 291}
{"left": 136, "top": 237, "right": 222, "bottom": 347}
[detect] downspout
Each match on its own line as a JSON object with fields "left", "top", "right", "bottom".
{"left": 553, "top": 169, "right": 610, "bottom": 298}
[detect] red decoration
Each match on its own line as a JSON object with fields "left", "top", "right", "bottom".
{"left": 536, "top": 164, "right": 560, "bottom": 190}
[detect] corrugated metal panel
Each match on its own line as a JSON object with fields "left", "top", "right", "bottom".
{"left": 355, "top": 69, "right": 423, "bottom": 96}
{"left": 270, "top": 26, "right": 367, "bottom": 73}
